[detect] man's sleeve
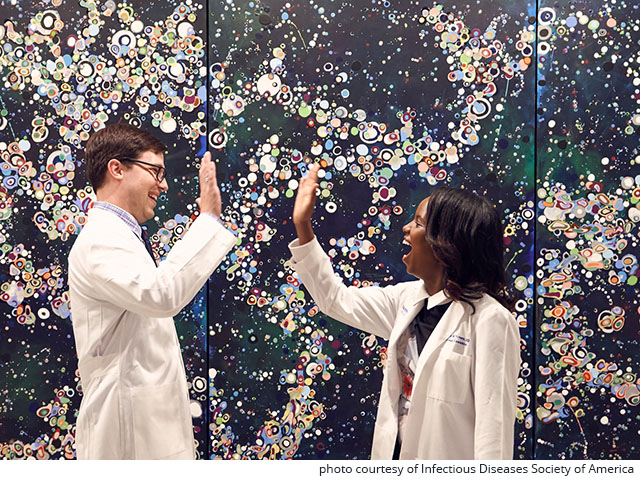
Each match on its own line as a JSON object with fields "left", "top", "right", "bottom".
{"left": 88, "top": 214, "right": 236, "bottom": 317}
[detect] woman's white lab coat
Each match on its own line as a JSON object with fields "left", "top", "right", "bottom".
{"left": 68, "top": 208, "right": 235, "bottom": 459}
{"left": 289, "top": 237, "right": 520, "bottom": 460}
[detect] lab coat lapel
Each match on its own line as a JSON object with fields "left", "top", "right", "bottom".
{"left": 91, "top": 209, "right": 156, "bottom": 267}
{"left": 414, "top": 301, "right": 466, "bottom": 375}
{"left": 388, "top": 282, "right": 429, "bottom": 348}
{"left": 375, "top": 282, "right": 427, "bottom": 457}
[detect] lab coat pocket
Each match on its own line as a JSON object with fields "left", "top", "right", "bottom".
{"left": 131, "top": 381, "right": 191, "bottom": 459}
{"left": 425, "top": 352, "right": 472, "bottom": 404}
{"left": 78, "top": 355, "right": 123, "bottom": 459}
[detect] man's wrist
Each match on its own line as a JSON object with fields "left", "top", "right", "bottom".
{"left": 201, "top": 211, "right": 224, "bottom": 225}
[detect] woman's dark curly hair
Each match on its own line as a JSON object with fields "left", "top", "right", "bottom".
{"left": 424, "top": 187, "right": 515, "bottom": 313}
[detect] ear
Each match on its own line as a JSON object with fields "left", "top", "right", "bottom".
{"left": 106, "top": 158, "right": 126, "bottom": 182}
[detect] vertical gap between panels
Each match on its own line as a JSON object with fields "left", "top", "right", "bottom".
{"left": 204, "top": 0, "right": 211, "bottom": 460}
{"left": 532, "top": 0, "right": 540, "bottom": 461}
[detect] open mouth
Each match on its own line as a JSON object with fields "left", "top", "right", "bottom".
{"left": 402, "top": 239, "right": 412, "bottom": 263}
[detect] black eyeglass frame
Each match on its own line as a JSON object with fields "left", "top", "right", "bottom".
{"left": 119, "top": 158, "right": 167, "bottom": 183}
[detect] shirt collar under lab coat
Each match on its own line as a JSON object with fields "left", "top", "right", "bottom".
{"left": 411, "top": 284, "right": 452, "bottom": 310}
{"left": 92, "top": 201, "right": 143, "bottom": 240}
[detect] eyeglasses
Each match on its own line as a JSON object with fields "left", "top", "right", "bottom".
{"left": 119, "top": 158, "right": 167, "bottom": 183}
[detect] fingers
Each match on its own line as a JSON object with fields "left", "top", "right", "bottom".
{"left": 305, "top": 163, "right": 320, "bottom": 182}
{"left": 293, "top": 162, "right": 320, "bottom": 220}
{"left": 198, "top": 152, "right": 209, "bottom": 182}
{"left": 299, "top": 175, "right": 317, "bottom": 191}
{"left": 196, "top": 152, "right": 223, "bottom": 216}
{"left": 199, "top": 151, "right": 211, "bottom": 173}
{"left": 292, "top": 163, "right": 320, "bottom": 244}
{"left": 199, "top": 151, "right": 219, "bottom": 186}
{"left": 299, "top": 163, "right": 320, "bottom": 191}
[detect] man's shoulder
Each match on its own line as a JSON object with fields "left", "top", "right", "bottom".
{"left": 70, "top": 210, "right": 133, "bottom": 254}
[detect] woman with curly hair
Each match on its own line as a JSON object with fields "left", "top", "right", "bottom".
{"left": 289, "top": 164, "right": 520, "bottom": 460}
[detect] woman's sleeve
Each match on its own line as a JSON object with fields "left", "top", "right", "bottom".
{"left": 289, "top": 237, "right": 407, "bottom": 339}
{"left": 473, "top": 304, "right": 521, "bottom": 460}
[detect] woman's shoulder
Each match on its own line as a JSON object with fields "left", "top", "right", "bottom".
{"left": 394, "top": 279, "right": 431, "bottom": 299}
{"left": 470, "top": 294, "right": 516, "bottom": 325}
{"left": 462, "top": 295, "right": 520, "bottom": 350}
{"left": 377, "top": 279, "right": 425, "bottom": 301}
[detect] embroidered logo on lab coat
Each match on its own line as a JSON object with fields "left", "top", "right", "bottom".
{"left": 446, "top": 333, "right": 470, "bottom": 347}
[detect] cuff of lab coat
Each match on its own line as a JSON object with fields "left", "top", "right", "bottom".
{"left": 289, "top": 237, "right": 331, "bottom": 277}
{"left": 200, "top": 212, "right": 238, "bottom": 236}
{"left": 192, "top": 212, "right": 237, "bottom": 251}
{"left": 288, "top": 236, "right": 324, "bottom": 265}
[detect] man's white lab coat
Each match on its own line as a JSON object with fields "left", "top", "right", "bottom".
{"left": 69, "top": 208, "right": 235, "bottom": 459}
{"left": 289, "top": 238, "right": 520, "bottom": 460}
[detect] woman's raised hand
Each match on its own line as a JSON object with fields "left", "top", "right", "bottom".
{"left": 292, "top": 163, "right": 320, "bottom": 245}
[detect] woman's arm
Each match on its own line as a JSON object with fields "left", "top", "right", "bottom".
{"left": 292, "top": 163, "right": 321, "bottom": 245}
{"left": 289, "top": 164, "right": 408, "bottom": 339}
{"left": 290, "top": 236, "right": 410, "bottom": 339}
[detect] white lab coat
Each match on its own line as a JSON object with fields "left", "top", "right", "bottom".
{"left": 289, "top": 238, "right": 520, "bottom": 460}
{"left": 68, "top": 208, "right": 236, "bottom": 459}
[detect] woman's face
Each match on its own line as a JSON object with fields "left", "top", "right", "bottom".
{"left": 401, "top": 197, "right": 442, "bottom": 283}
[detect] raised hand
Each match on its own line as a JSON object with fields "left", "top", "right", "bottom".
{"left": 292, "top": 163, "right": 320, "bottom": 245}
{"left": 196, "top": 152, "right": 222, "bottom": 217}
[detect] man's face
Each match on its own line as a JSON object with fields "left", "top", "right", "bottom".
{"left": 120, "top": 151, "right": 168, "bottom": 224}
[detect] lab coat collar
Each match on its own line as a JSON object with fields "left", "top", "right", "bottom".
{"left": 408, "top": 283, "right": 451, "bottom": 308}
{"left": 389, "top": 283, "right": 462, "bottom": 362}
{"left": 425, "top": 289, "right": 451, "bottom": 310}
{"left": 388, "top": 283, "right": 447, "bottom": 347}
{"left": 89, "top": 204, "right": 146, "bottom": 247}
{"left": 91, "top": 201, "right": 143, "bottom": 240}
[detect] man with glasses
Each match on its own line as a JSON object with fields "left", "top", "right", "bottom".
{"left": 68, "top": 124, "right": 236, "bottom": 459}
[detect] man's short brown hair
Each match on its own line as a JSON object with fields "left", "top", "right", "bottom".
{"left": 84, "top": 124, "right": 166, "bottom": 190}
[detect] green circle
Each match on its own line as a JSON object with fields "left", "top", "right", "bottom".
{"left": 298, "top": 103, "right": 312, "bottom": 118}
